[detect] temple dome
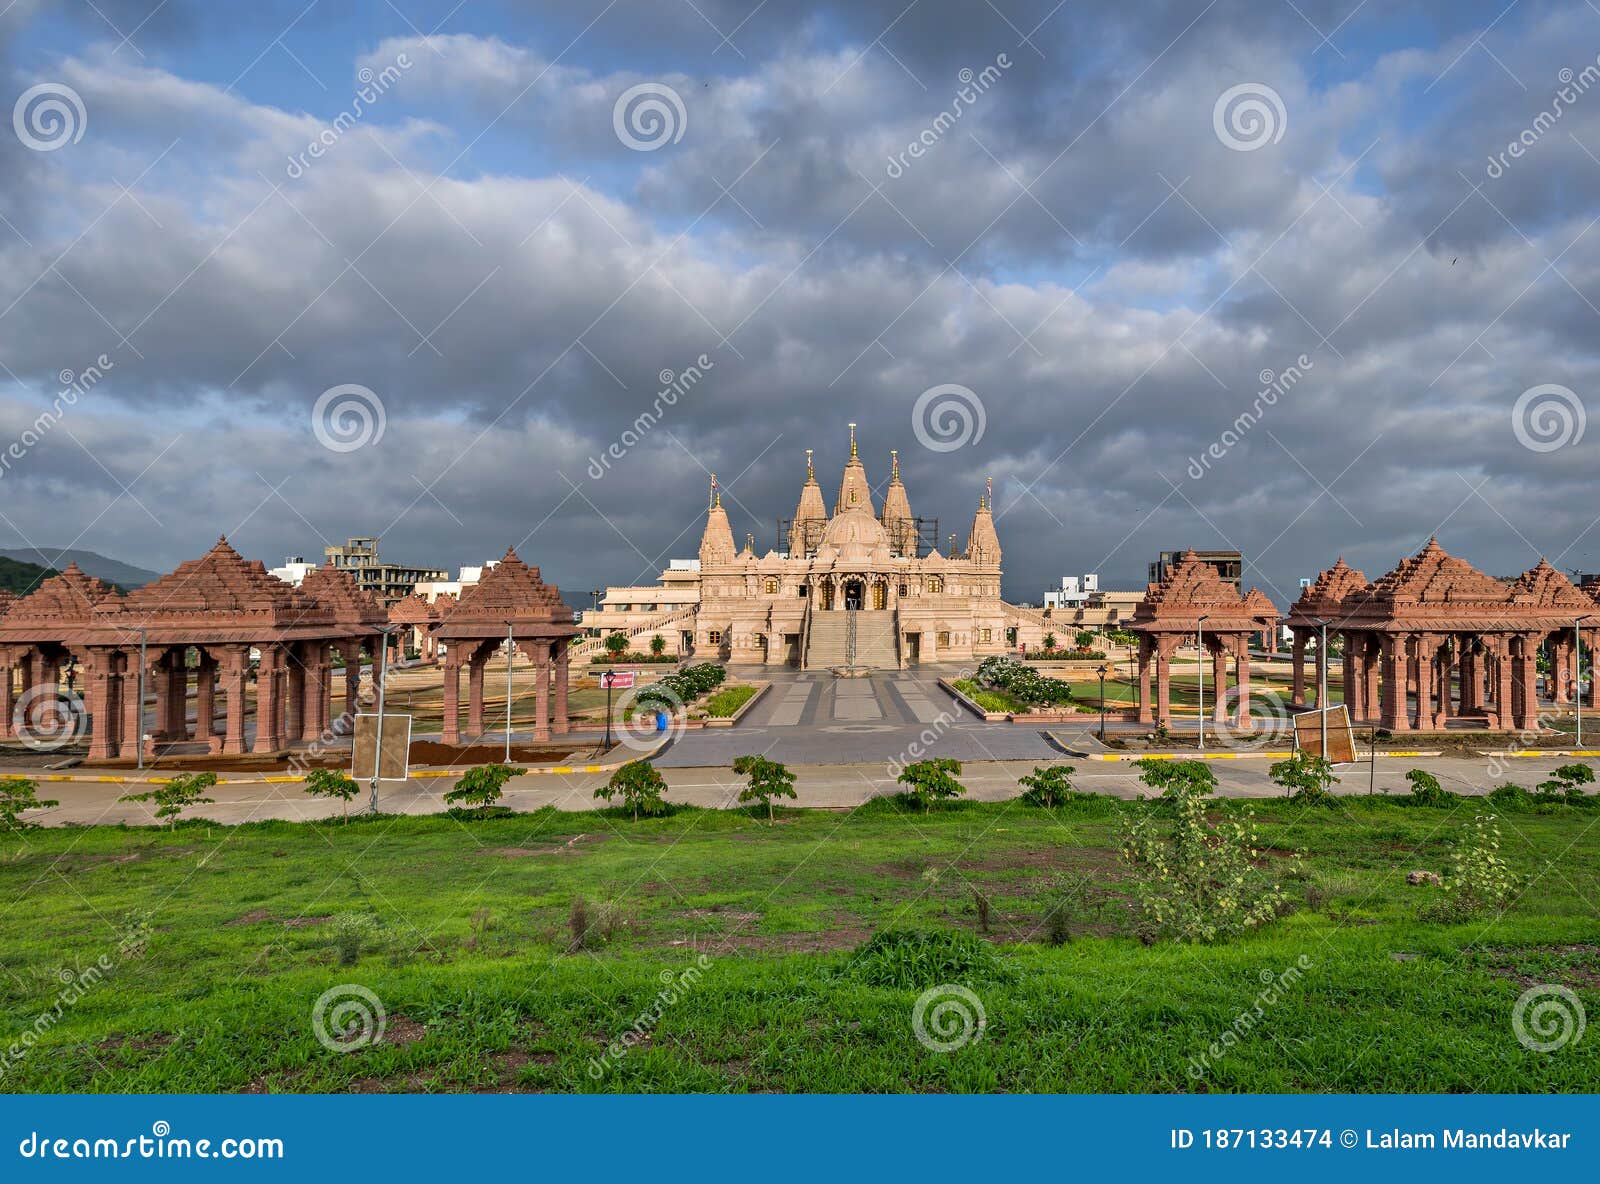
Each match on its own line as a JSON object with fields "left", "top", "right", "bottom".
{"left": 821, "top": 508, "right": 890, "bottom": 559}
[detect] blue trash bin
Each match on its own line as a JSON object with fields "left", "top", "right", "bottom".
{"left": 655, "top": 710, "right": 669, "bottom": 732}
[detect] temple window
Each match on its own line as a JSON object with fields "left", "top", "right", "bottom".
{"left": 981, "top": 628, "right": 992, "bottom": 643}
{"left": 763, "top": 577, "right": 779, "bottom": 594}
{"left": 708, "top": 630, "right": 722, "bottom": 644}
{"left": 937, "top": 631, "right": 951, "bottom": 647}
{"left": 928, "top": 577, "right": 944, "bottom": 593}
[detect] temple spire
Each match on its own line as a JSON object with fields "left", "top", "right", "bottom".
{"left": 849, "top": 422, "right": 857, "bottom": 458}
{"left": 834, "top": 424, "right": 874, "bottom": 515}
{"left": 966, "top": 477, "right": 1001, "bottom": 565}
{"left": 698, "top": 475, "right": 736, "bottom": 565}
{"left": 790, "top": 448, "right": 827, "bottom": 556}
{"left": 881, "top": 447, "right": 914, "bottom": 556}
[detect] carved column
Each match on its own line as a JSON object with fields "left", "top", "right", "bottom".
{"left": 1340, "top": 632, "right": 1359, "bottom": 718}
{"left": 1136, "top": 635, "right": 1153, "bottom": 724}
{"left": 285, "top": 644, "right": 306, "bottom": 742}
{"left": 534, "top": 642, "right": 551, "bottom": 742}
{"left": 149, "top": 649, "right": 173, "bottom": 742}
{"left": 1380, "top": 633, "right": 1410, "bottom": 731}
{"left": 85, "top": 649, "right": 116, "bottom": 761}
{"left": 553, "top": 639, "right": 569, "bottom": 735}
{"left": 253, "top": 646, "right": 282, "bottom": 753}
{"left": 339, "top": 641, "right": 363, "bottom": 732}
{"left": 221, "top": 647, "right": 249, "bottom": 755}
{"left": 441, "top": 657, "right": 461, "bottom": 745}
{"left": 302, "top": 645, "right": 325, "bottom": 741}
{"left": 1552, "top": 637, "right": 1571, "bottom": 705}
{"left": 466, "top": 644, "right": 487, "bottom": 737}
{"left": 195, "top": 653, "right": 216, "bottom": 748}
{"left": 1362, "top": 637, "right": 1380, "bottom": 725}
{"left": 1234, "top": 638, "right": 1253, "bottom": 731}
{"left": 1513, "top": 634, "right": 1541, "bottom": 732}
{"left": 0, "top": 659, "right": 14, "bottom": 739}
{"left": 1414, "top": 634, "right": 1434, "bottom": 732}
{"left": 1492, "top": 638, "right": 1514, "bottom": 731}
{"left": 1210, "top": 642, "right": 1228, "bottom": 724}
{"left": 1154, "top": 636, "right": 1174, "bottom": 728}
{"left": 1290, "top": 629, "right": 1307, "bottom": 707}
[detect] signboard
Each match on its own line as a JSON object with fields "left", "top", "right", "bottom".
{"left": 1293, "top": 704, "right": 1357, "bottom": 763}
{"left": 351, "top": 713, "right": 412, "bottom": 781}
{"left": 600, "top": 671, "right": 635, "bottom": 689}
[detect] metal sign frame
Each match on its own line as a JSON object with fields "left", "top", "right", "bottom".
{"left": 1292, "top": 704, "right": 1358, "bottom": 764}
{"left": 351, "top": 712, "right": 413, "bottom": 782}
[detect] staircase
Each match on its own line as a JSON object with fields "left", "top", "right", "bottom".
{"left": 571, "top": 607, "right": 695, "bottom": 663}
{"left": 804, "top": 610, "right": 899, "bottom": 670}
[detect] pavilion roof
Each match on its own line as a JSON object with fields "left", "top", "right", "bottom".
{"left": 0, "top": 563, "right": 122, "bottom": 643}
{"left": 436, "top": 548, "right": 577, "bottom": 639}
{"left": 301, "top": 565, "right": 388, "bottom": 631}
{"left": 387, "top": 591, "right": 442, "bottom": 626}
{"left": 1127, "top": 549, "right": 1277, "bottom": 633}
{"left": 1282, "top": 557, "right": 1370, "bottom": 627}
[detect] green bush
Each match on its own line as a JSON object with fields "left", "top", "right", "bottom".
{"left": 595, "top": 759, "right": 668, "bottom": 820}
{"left": 897, "top": 758, "right": 967, "bottom": 812}
{"left": 636, "top": 662, "right": 726, "bottom": 711}
{"left": 603, "top": 632, "right": 629, "bottom": 656}
{"left": 974, "top": 656, "right": 1074, "bottom": 707}
{"left": 329, "top": 912, "right": 380, "bottom": 966}
{"left": 1268, "top": 752, "right": 1338, "bottom": 804}
{"left": 1426, "top": 813, "right": 1518, "bottom": 923}
{"left": 0, "top": 777, "right": 58, "bottom": 832}
{"left": 304, "top": 768, "right": 361, "bottom": 818}
{"left": 1536, "top": 762, "right": 1596, "bottom": 804}
{"left": 848, "top": 928, "right": 1008, "bottom": 988}
{"left": 1017, "top": 764, "right": 1084, "bottom": 808}
{"left": 1487, "top": 782, "right": 1534, "bottom": 811}
{"left": 443, "top": 763, "right": 525, "bottom": 816}
{"left": 732, "top": 754, "right": 797, "bottom": 821}
{"left": 1404, "top": 768, "right": 1454, "bottom": 807}
{"left": 1118, "top": 778, "right": 1295, "bottom": 943}
{"left": 1132, "top": 758, "right": 1217, "bottom": 801}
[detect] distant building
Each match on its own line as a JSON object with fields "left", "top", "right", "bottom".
{"left": 269, "top": 556, "right": 317, "bottom": 586}
{"left": 1043, "top": 573, "right": 1099, "bottom": 609}
{"left": 582, "top": 559, "right": 703, "bottom": 655}
{"left": 413, "top": 559, "right": 500, "bottom": 603}
{"left": 1149, "top": 549, "right": 1243, "bottom": 594}
{"left": 323, "top": 537, "right": 448, "bottom": 607}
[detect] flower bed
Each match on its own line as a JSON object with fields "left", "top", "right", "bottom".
{"left": 590, "top": 652, "right": 678, "bottom": 664}
{"left": 975, "top": 656, "right": 1075, "bottom": 708}
{"left": 1025, "top": 648, "right": 1106, "bottom": 661}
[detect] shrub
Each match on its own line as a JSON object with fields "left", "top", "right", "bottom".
{"left": 1537, "top": 762, "right": 1596, "bottom": 804}
{"left": 1017, "top": 764, "right": 1081, "bottom": 808}
{"left": 0, "top": 778, "right": 58, "bottom": 832}
{"left": 897, "top": 758, "right": 967, "bottom": 812}
{"left": 732, "top": 754, "right": 797, "bottom": 822}
{"left": 972, "top": 888, "right": 991, "bottom": 933}
{"left": 119, "top": 772, "right": 217, "bottom": 829}
{"left": 1404, "top": 768, "right": 1454, "bottom": 807}
{"left": 1118, "top": 780, "right": 1295, "bottom": 943}
{"left": 1268, "top": 752, "right": 1338, "bottom": 804}
{"left": 595, "top": 759, "right": 668, "bottom": 819}
{"left": 304, "top": 768, "right": 361, "bottom": 818}
{"left": 603, "top": 632, "right": 629, "bottom": 656}
{"left": 566, "top": 896, "right": 632, "bottom": 951}
{"left": 443, "top": 763, "right": 525, "bottom": 816}
{"left": 1426, "top": 813, "right": 1518, "bottom": 922}
{"left": 1076, "top": 631, "right": 1097, "bottom": 649}
{"left": 848, "top": 928, "right": 1008, "bottom": 988}
{"left": 329, "top": 912, "right": 380, "bottom": 966}
{"left": 1042, "top": 632, "right": 1057, "bottom": 651}
{"left": 975, "top": 656, "right": 1074, "bottom": 706}
{"left": 1487, "top": 782, "right": 1533, "bottom": 811}
{"left": 1132, "top": 758, "right": 1217, "bottom": 801}
{"left": 636, "top": 662, "right": 725, "bottom": 712}
{"left": 648, "top": 633, "right": 667, "bottom": 656}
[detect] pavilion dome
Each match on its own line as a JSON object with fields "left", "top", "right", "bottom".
{"left": 821, "top": 508, "right": 890, "bottom": 559}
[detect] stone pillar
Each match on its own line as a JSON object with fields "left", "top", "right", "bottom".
{"left": 1234, "top": 640, "right": 1253, "bottom": 730}
{"left": 195, "top": 655, "right": 216, "bottom": 747}
{"left": 1493, "top": 639, "right": 1515, "bottom": 731}
{"left": 1552, "top": 637, "right": 1571, "bottom": 705}
{"left": 1290, "top": 629, "right": 1307, "bottom": 707}
{"left": 1210, "top": 643, "right": 1228, "bottom": 724}
{"left": 340, "top": 642, "right": 363, "bottom": 733}
{"left": 302, "top": 647, "right": 325, "bottom": 741}
{"left": 1154, "top": 637, "right": 1173, "bottom": 728}
{"left": 1363, "top": 638, "right": 1380, "bottom": 724}
{"left": 1459, "top": 646, "right": 1476, "bottom": 715}
{"left": 1414, "top": 634, "right": 1434, "bottom": 732}
{"left": 467, "top": 645, "right": 486, "bottom": 737}
{"left": 0, "top": 660, "right": 14, "bottom": 739}
{"left": 1381, "top": 633, "right": 1410, "bottom": 731}
{"left": 150, "top": 650, "right": 173, "bottom": 742}
{"left": 253, "top": 647, "right": 282, "bottom": 753}
{"left": 85, "top": 649, "right": 116, "bottom": 760}
{"left": 221, "top": 647, "right": 249, "bottom": 755}
{"left": 553, "top": 640, "right": 569, "bottom": 735}
{"left": 1438, "top": 647, "right": 1454, "bottom": 724}
{"left": 1340, "top": 632, "right": 1358, "bottom": 719}
{"left": 1312, "top": 635, "right": 1327, "bottom": 709}
{"left": 441, "top": 659, "right": 461, "bottom": 745}
{"left": 1513, "top": 634, "right": 1541, "bottom": 732}
{"left": 1136, "top": 635, "right": 1153, "bottom": 724}
{"left": 286, "top": 646, "right": 306, "bottom": 742}
{"left": 119, "top": 650, "right": 142, "bottom": 758}
{"left": 534, "top": 643, "right": 551, "bottom": 743}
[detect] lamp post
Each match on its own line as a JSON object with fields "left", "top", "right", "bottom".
{"left": 1197, "top": 614, "right": 1210, "bottom": 752}
{"left": 1096, "top": 663, "right": 1109, "bottom": 741}
{"left": 1312, "top": 617, "right": 1330, "bottom": 760}
{"left": 368, "top": 624, "right": 398, "bottom": 815}
{"left": 1578, "top": 614, "right": 1593, "bottom": 746}
{"left": 504, "top": 620, "right": 515, "bottom": 763}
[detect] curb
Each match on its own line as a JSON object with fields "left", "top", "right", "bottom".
{"left": 1081, "top": 749, "right": 1444, "bottom": 761}
{"left": 1476, "top": 749, "right": 1600, "bottom": 758}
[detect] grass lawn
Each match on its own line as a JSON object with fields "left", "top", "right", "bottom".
{"left": 952, "top": 677, "right": 1024, "bottom": 713}
{"left": 2, "top": 794, "right": 1597, "bottom": 1093}
{"left": 702, "top": 686, "right": 757, "bottom": 718}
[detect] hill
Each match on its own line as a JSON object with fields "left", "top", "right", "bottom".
{"left": 0, "top": 548, "right": 159, "bottom": 589}
{"left": 0, "top": 555, "right": 57, "bottom": 596}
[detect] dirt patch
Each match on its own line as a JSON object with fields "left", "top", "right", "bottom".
{"left": 97, "top": 1032, "right": 174, "bottom": 1053}
{"left": 382, "top": 1015, "right": 428, "bottom": 1047}
{"left": 679, "top": 907, "right": 762, "bottom": 924}
{"left": 226, "top": 908, "right": 273, "bottom": 926}
{"left": 953, "top": 846, "right": 1124, "bottom": 875}
{"left": 1470, "top": 943, "right": 1600, "bottom": 989}
{"left": 283, "top": 915, "right": 332, "bottom": 928}
{"left": 408, "top": 740, "right": 610, "bottom": 768}
{"left": 696, "top": 927, "right": 873, "bottom": 953}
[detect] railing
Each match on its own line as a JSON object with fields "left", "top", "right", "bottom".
{"left": 571, "top": 607, "right": 696, "bottom": 662}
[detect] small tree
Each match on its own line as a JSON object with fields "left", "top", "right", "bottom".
{"left": 1428, "top": 813, "right": 1517, "bottom": 922}
{"left": 1017, "top": 764, "right": 1079, "bottom": 807}
{"left": 443, "top": 763, "right": 525, "bottom": 816}
{"left": 732, "top": 754, "right": 797, "bottom": 822}
{"left": 595, "top": 759, "right": 668, "bottom": 820}
{"left": 119, "top": 772, "right": 217, "bottom": 829}
{"left": 1075, "top": 630, "right": 1096, "bottom": 650}
{"left": 304, "top": 768, "right": 361, "bottom": 819}
{"left": 1404, "top": 768, "right": 1452, "bottom": 807}
{"left": 1041, "top": 632, "right": 1057, "bottom": 651}
{"left": 0, "top": 778, "right": 58, "bottom": 832}
{"left": 649, "top": 633, "right": 667, "bottom": 657}
{"left": 1537, "top": 762, "right": 1595, "bottom": 802}
{"left": 897, "top": 758, "right": 967, "bottom": 811}
{"left": 603, "top": 632, "right": 629, "bottom": 658}
{"left": 1268, "top": 752, "right": 1338, "bottom": 804}
{"left": 1132, "top": 758, "right": 1217, "bottom": 800}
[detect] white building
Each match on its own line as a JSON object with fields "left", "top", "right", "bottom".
{"left": 1042, "top": 573, "right": 1099, "bottom": 609}
{"left": 269, "top": 556, "right": 318, "bottom": 586}
{"left": 413, "top": 559, "right": 500, "bottom": 602}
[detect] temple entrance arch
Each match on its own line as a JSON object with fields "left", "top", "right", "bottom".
{"left": 843, "top": 579, "right": 865, "bottom": 611}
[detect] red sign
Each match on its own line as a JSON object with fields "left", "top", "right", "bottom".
{"left": 601, "top": 671, "right": 635, "bottom": 689}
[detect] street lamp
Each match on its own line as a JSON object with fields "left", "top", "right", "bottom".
{"left": 504, "top": 620, "right": 515, "bottom": 763}
{"left": 1096, "top": 663, "right": 1109, "bottom": 741}
{"left": 368, "top": 623, "right": 398, "bottom": 814}
{"left": 1578, "top": 614, "right": 1593, "bottom": 746}
{"left": 1197, "top": 614, "right": 1210, "bottom": 752}
{"left": 1311, "top": 617, "right": 1330, "bottom": 760}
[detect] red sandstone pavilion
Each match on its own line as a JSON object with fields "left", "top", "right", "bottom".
{"left": 0, "top": 539, "right": 576, "bottom": 760}
{"left": 1129, "top": 540, "right": 1600, "bottom": 733}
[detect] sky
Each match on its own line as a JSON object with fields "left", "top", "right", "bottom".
{"left": 1, "top": 0, "right": 1599, "bottom": 609}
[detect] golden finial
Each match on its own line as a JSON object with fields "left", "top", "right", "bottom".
{"left": 709, "top": 473, "right": 718, "bottom": 509}
{"left": 745, "top": 531, "right": 754, "bottom": 552}
{"left": 891, "top": 449, "right": 899, "bottom": 480}
{"left": 806, "top": 449, "right": 814, "bottom": 481}
{"left": 849, "top": 422, "right": 857, "bottom": 458}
